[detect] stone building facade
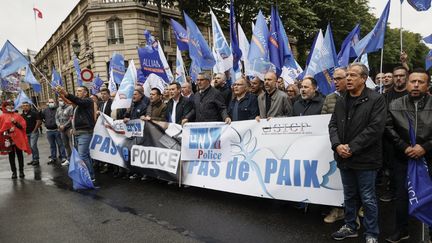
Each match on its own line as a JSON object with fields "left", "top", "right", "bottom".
{"left": 32, "top": 0, "right": 209, "bottom": 105}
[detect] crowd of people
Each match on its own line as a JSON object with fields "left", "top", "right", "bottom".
{"left": 0, "top": 56, "right": 431, "bottom": 243}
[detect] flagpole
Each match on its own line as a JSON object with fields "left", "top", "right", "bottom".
{"left": 379, "top": 48, "right": 384, "bottom": 94}
{"left": 400, "top": 1, "right": 403, "bottom": 52}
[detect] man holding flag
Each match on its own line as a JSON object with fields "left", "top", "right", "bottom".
{"left": 385, "top": 68, "right": 432, "bottom": 243}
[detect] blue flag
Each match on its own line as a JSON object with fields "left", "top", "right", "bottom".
{"left": 423, "top": 34, "right": 432, "bottom": 44}
{"left": 406, "top": 116, "right": 432, "bottom": 225}
{"left": 189, "top": 59, "right": 202, "bottom": 82}
{"left": 91, "top": 74, "right": 104, "bottom": 95}
{"left": 170, "top": 19, "right": 189, "bottom": 51}
{"left": 14, "top": 90, "right": 33, "bottom": 109}
{"left": 0, "top": 40, "right": 29, "bottom": 78}
{"left": 305, "top": 24, "right": 337, "bottom": 95}
{"left": 426, "top": 49, "right": 432, "bottom": 70}
{"left": 68, "top": 148, "right": 95, "bottom": 190}
{"left": 137, "top": 68, "right": 146, "bottom": 85}
{"left": 354, "top": 0, "right": 390, "bottom": 57}
{"left": 269, "top": 6, "right": 284, "bottom": 75}
{"left": 211, "top": 9, "right": 233, "bottom": 73}
{"left": 248, "top": 10, "right": 274, "bottom": 80}
{"left": 110, "top": 53, "right": 125, "bottom": 85}
{"left": 138, "top": 45, "right": 170, "bottom": 83}
{"left": 338, "top": 24, "right": 361, "bottom": 67}
{"left": 230, "top": 0, "right": 242, "bottom": 71}
{"left": 144, "top": 29, "right": 157, "bottom": 47}
{"left": 73, "top": 55, "right": 83, "bottom": 87}
{"left": 24, "top": 65, "right": 41, "bottom": 93}
{"left": 51, "top": 67, "right": 63, "bottom": 88}
{"left": 407, "top": 0, "right": 431, "bottom": 11}
{"left": 184, "top": 12, "right": 216, "bottom": 70}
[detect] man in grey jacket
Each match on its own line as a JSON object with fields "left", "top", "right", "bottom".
{"left": 257, "top": 71, "right": 292, "bottom": 119}
{"left": 42, "top": 99, "right": 67, "bottom": 164}
{"left": 56, "top": 97, "right": 73, "bottom": 165}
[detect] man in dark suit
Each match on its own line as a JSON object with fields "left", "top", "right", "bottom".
{"left": 97, "top": 88, "right": 112, "bottom": 116}
{"left": 166, "top": 82, "right": 194, "bottom": 125}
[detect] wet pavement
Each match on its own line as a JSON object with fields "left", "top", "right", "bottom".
{"left": 0, "top": 134, "right": 427, "bottom": 243}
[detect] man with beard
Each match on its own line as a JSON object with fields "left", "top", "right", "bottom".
{"left": 385, "top": 68, "right": 432, "bottom": 243}
{"left": 257, "top": 71, "right": 292, "bottom": 119}
{"left": 293, "top": 77, "right": 324, "bottom": 116}
{"left": 213, "top": 73, "right": 232, "bottom": 106}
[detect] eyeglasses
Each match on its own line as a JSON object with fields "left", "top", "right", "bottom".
{"left": 233, "top": 83, "right": 246, "bottom": 86}
{"left": 333, "top": 77, "right": 346, "bottom": 81}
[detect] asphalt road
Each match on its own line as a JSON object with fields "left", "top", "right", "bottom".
{"left": 0, "top": 134, "right": 427, "bottom": 243}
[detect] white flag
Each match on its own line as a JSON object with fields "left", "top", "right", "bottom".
{"left": 111, "top": 59, "right": 137, "bottom": 110}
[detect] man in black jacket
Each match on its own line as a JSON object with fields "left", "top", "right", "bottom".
{"left": 293, "top": 77, "right": 324, "bottom": 116}
{"left": 329, "top": 63, "right": 386, "bottom": 243}
{"left": 123, "top": 89, "right": 150, "bottom": 122}
{"left": 58, "top": 86, "right": 95, "bottom": 180}
{"left": 97, "top": 88, "right": 112, "bottom": 116}
{"left": 214, "top": 73, "right": 232, "bottom": 107}
{"left": 228, "top": 77, "right": 259, "bottom": 121}
{"left": 190, "top": 73, "right": 231, "bottom": 124}
{"left": 166, "top": 82, "right": 194, "bottom": 125}
{"left": 385, "top": 68, "right": 432, "bottom": 243}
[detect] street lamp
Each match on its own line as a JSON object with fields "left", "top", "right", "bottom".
{"left": 71, "top": 38, "right": 94, "bottom": 61}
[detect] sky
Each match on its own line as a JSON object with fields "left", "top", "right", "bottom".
{"left": 0, "top": 0, "right": 431, "bottom": 53}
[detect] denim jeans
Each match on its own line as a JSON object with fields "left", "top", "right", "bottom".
{"left": 74, "top": 133, "right": 94, "bottom": 179}
{"left": 26, "top": 132, "right": 39, "bottom": 161}
{"left": 46, "top": 130, "right": 66, "bottom": 160}
{"left": 60, "top": 130, "right": 72, "bottom": 159}
{"left": 340, "top": 168, "right": 379, "bottom": 238}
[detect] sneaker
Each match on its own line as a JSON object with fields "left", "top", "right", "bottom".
{"left": 366, "top": 235, "right": 378, "bottom": 243}
{"left": 47, "top": 159, "right": 56, "bottom": 165}
{"left": 129, "top": 173, "right": 141, "bottom": 180}
{"left": 385, "top": 231, "right": 410, "bottom": 243}
{"left": 331, "top": 224, "right": 358, "bottom": 241}
{"left": 140, "top": 175, "right": 148, "bottom": 181}
{"left": 380, "top": 191, "right": 395, "bottom": 202}
{"left": 61, "top": 160, "right": 70, "bottom": 166}
{"left": 324, "top": 208, "right": 344, "bottom": 223}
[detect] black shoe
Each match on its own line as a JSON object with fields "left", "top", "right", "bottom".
{"left": 385, "top": 231, "right": 410, "bottom": 243}
{"left": 11, "top": 172, "right": 17, "bottom": 179}
{"left": 32, "top": 161, "right": 40, "bottom": 166}
{"left": 27, "top": 161, "right": 34, "bottom": 165}
{"left": 380, "top": 191, "right": 395, "bottom": 202}
{"left": 19, "top": 172, "right": 25, "bottom": 178}
{"left": 47, "top": 159, "right": 55, "bottom": 165}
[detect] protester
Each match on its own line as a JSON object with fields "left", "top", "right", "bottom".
{"left": 124, "top": 89, "right": 150, "bottom": 122}
{"left": 286, "top": 84, "right": 300, "bottom": 105}
{"left": 257, "top": 71, "right": 292, "bottom": 119}
{"left": 190, "top": 72, "right": 231, "bottom": 123}
{"left": 213, "top": 73, "right": 232, "bottom": 107}
{"left": 42, "top": 98, "right": 67, "bottom": 164}
{"left": 385, "top": 68, "right": 432, "bottom": 243}
{"left": 380, "top": 66, "right": 409, "bottom": 203}
{"left": 375, "top": 72, "right": 384, "bottom": 93}
{"left": 228, "top": 77, "right": 259, "bottom": 121}
{"left": 329, "top": 63, "right": 386, "bottom": 243}
{"left": 97, "top": 88, "right": 112, "bottom": 117}
{"left": 56, "top": 97, "right": 73, "bottom": 166}
{"left": 277, "top": 77, "right": 286, "bottom": 91}
{"left": 181, "top": 81, "right": 194, "bottom": 99}
{"left": 166, "top": 82, "right": 194, "bottom": 125}
{"left": 57, "top": 86, "right": 96, "bottom": 180}
{"left": 21, "top": 102, "right": 41, "bottom": 166}
{"left": 250, "top": 76, "right": 265, "bottom": 97}
{"left": 383, "top": 72, "right": 394, "bottom": 93}
{"left": 0, "top": 100, "right": 31, "bottom": 179}
{"left": 293, "top": 77, "right": 324, "bottom": 116}
{"left": 321, "top": 68, "right": 347, "bottom": 116}
{"left": 142, "top": 88, "right": 167, "bottom": 121}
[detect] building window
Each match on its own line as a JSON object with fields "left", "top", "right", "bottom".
{"left": 162, "top": 24, "right": 171, "bottom": 47}
{"left": 107, "top": 18, "right": 124, "bottom": 45}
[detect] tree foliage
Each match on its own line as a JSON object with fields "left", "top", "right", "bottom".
{"left": 168, "top": 0, "right": 429, "bottom": 74}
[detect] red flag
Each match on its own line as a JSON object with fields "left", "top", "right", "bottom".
{"left": 33, "top": 7, "right": 43, "bottom": 19}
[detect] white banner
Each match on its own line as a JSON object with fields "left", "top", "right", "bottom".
{"left": 181, "top": 115, "right": 344, "bottom": 206}
{"left": 131, "top": 145, "right": 180, "bottom": 174}
{"left": 89, "top": 114, "right": 128, "bottom": 168}
{"left": 112, "top": 119, "right": 145, "bottom": 137}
